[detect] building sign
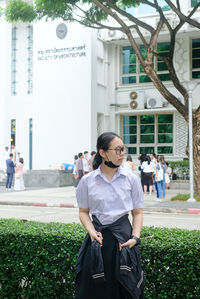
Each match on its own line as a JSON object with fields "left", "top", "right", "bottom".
{"left": 37, "top": 44, "right": 86, "bottom": 61}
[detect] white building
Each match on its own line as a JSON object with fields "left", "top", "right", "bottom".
{"left": 0, "top": 0, "right": 199, "bottom": 169}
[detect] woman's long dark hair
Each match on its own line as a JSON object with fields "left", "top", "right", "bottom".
{"left": 93, "top": 132, "right": 121, "bottom": 170}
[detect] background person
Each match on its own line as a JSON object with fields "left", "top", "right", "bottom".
{"left": 6, "top": 153, "right": 15, "bottom": 190}
{"left": 75, "top": 132, "right": 144, "bottom": 298}
{"left": 88, "top": 151, "right": 96, "bottom": 171}
{"left": 165, "top": 162, "right": 172, "bottom": 189}
{"left": 141, "top": 155, "right": 154, "bottom": 195}
{"left": 122, "top": 154, "right": 135, "bottom": 174}
{"left": 14, "top": 157, "right": 25, "bottom": 191}
{"left": 155, "top": 155, "right": 167, "bottom": 201}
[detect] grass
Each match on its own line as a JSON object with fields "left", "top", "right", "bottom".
{"left": 170, "top": 193, "right": 200, "bottom": 202}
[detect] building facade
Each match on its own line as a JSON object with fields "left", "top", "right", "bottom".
{"left": 0, "top": 0, "right": 199, "bottom": 169}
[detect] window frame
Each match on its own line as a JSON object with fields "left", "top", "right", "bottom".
{"left": 121, "top": 42, "right": 171, "bottom": 85}
{"left": 191, "top": 37, "right": 200, "bottom": 80}
{"left": 120, "top": 113, "right": 174, "bottom": 155}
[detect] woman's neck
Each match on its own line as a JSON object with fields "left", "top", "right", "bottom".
{"left": 100, "top": 162, "right": 118, "bottom": 181}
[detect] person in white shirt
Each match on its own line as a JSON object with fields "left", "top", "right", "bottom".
{"left": 83, "top": 151, "right": 90, "bottom": 174}
{"left": 75, "top": 132, "right": 144, "bottom": 298}
{"left": 165, "top": 162, "right": 172, "bottom": 189}
{"left": 141, "top": 155, "right": 155, "bottom": 195}
{"left": 3, "top": 147, "right": 10, "bottom": 172}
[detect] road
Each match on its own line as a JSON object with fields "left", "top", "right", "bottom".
{"left": 0, "top": 205, "right": 199, "bottom": 230}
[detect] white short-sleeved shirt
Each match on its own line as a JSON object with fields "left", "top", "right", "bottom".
{"left": 76, "top": 165, "right": 144, "bottom": 225}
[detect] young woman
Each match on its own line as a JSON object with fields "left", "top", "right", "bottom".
{"left": 155, "top": 155, "right": 167, "bottom": 200}
{"left": 141, "top": 155, "right": 155, "bottom": 196}
{"left": 122, "top": 154, "right": 135, "bottom": 174}
{"left": 14, "top": 157, "right": 25, "bottom": 191}
{"left": 75, "top": 132, "right": 144, "bottom": 299}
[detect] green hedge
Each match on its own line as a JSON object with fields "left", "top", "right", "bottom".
{"left": 0, "top": 219, "right": 199, "bottom": 298}
{"left": 167, "top": 160, "right": 189, "bottom": 179}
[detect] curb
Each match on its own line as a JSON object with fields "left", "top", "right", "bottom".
{"left": 188, "top": 208, "right": 200, "bottom": 214}
{"left": 0, "top": 201, "right": 199, "bottom": 214}
{"left": 0, "top": 201, "right": 77, "bottom": 208}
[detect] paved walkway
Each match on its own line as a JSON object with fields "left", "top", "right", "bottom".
{"left": 0, "top": 186, "right": 199, "bottom": 214}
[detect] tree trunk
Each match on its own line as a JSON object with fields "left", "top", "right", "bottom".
{"left": 193, "top": 111, "right": 200, "bottom": 196}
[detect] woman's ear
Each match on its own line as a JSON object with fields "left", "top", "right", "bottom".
{"left": 99, "top": 149, "right": 106, "bottom": 159}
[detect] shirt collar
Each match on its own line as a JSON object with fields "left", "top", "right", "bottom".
{"left": 94, "top": 165, "right": 127, "bottom": 178}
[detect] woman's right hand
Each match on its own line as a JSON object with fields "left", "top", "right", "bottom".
{"left": 89, "top": 230, "right": 103, "bottom": 246}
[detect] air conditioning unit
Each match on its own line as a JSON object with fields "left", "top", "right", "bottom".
{"left": 129, "top": 91, "right": 144, "bottom": 110}
{"left": 147, "top": 98, "right": 163, "bottom": 109}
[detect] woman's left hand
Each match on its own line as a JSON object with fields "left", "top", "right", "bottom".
{"left": 119, "top": 238, "right": 137, "bottom": 251}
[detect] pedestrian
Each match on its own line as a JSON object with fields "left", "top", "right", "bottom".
{"left": 165, "top": 162, "right": 172, "bottom": 189}
{"left": 138, "top": 152, "right": 147, "bottom": 191}
{"left": 88, "top": 151, "right": 96, "bottom": 171}
{"left": 122, "top": 154, "right": 135, "bottom": 173}
{"left": 75, "top": 132, "right": 144, "bottom": 299}
{"left": 141, "top": 155, "right": 154, "bottom": 196}
{"left": 16, "top": 152, "right": 21, "bottom": 164}
{"left": 11, "top": 144, "right": 17, "bottom": 163}
{"left": 5, "top": 153, "right": 15, "bottom": 190}
{"left": 3, "top": 146, "right": 10, "bottom": 172}
{"left": 155, "top": 155, "right": 167, "bottom": 201}
{"left": 14, "top": 157, "right": 25, "bottom": 191}
{"left": 75, "top": 153, "right": 84, "bottom": 187}
{"left": 83, "top": 151, "right": 90, "bottom": 174}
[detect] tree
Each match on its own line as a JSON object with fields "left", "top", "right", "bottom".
{"left": 3, "top": 0, "right": 200, "bottom": 194}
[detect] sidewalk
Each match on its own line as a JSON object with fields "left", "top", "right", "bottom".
{"left": 0, "top": 185, "right": 200, "bottom": 214}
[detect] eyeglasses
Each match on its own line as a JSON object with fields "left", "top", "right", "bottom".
{"left": 107, "top": 146, "right": 127, "bottom": 155}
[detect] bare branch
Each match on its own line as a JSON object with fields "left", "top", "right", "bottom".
{"left": 134, "top": 25, "right": 149, "bottom": 49}
{"left": 103, "top": 0, "right": 155, "bottom": 33}
{"left": 165, "top": 0, "right": 200, "bottom": 29}
{"left": 139, "top": 0, "right": 156, "bottom": 8}
{"left": 176, "top": 0, "right": 180, "bottom": 11}
{"left": 153, "top": 0, "right": 173, "bottom": 34}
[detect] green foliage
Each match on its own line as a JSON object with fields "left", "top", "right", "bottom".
{"left": 5, "top": 0, "right": 37, "bottom": 22}
{"left": 171, "top": 193, "right": 200, "bottom": 201}
{"left": 0, "top": 219, "right": 200, "bottom": 298}
{"left": 167, "top": 160, "right": 189, "bottom": 179}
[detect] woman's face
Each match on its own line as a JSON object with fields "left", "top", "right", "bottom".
{"left": 101, "top": 137, "right": 126, "bottom": 166}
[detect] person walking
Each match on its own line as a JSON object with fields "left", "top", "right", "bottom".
{"left": 141, "top": 155, "right": 154, "bottom": 195}
{"left": 155, "top": 155, "right": 167, "bottom": 201}
{"left": 75, "top": 132, "right": 144, "bottom": 299}
{"left": 88, "top": 151, "right": 96, "bottom": 172}
{"left": 3, "top": 146, "right": 10, "bottom": 172}
{"left": 83, "top": 151, "right": 90, "bottom": 174}
{"left": 75, "top": 153, "right": 84, "bottom": 187}
{"left": 138, "top": 152, "right": 146, "bottom": 191}
{"left": 165, "top": 162, "right": 172, "bottom": 189}
{"left": 5, "top": 153, "right": 15, "bottom": 190}
{"left": 14, "top": 157, "right": 25, "bottom": 191}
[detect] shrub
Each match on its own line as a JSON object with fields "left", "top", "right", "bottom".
{"left": 167, "top": 160, "right": 189, "bottom": 179}
{"left": 171, "top": 193, "right": 200, "bottom": 202}
{"left": 0, "top": 219, "right": 199, "bottom": 298}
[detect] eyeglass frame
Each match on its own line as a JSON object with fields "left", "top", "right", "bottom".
{"left": 107, "top": 146, "right": 127, "bottom": 155}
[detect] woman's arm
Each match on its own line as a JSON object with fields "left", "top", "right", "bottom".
{"left": 79, "top": 208, "right": 103, "bottom": 245}
{"left": 131, "top": 162, "right": 135, "bottom": 171}
{"left": 121, "top": 208, "right": 143, "bottom": 249}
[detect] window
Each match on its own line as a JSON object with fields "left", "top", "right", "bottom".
{"left": 121, "top": 114, "right": 173, "bottom": 155}
{"left": 191, "top": 0, "right": 200, "bottom": 8}
{"left": 27, "top": 25, "right": 33, "bottom": 94}
{"left": 11, "top": 119, "right": 16, "bottom": 147}
{"left": 11, "top": 26, "right": 17, "bottom": 95}
{"left": 122, "top": 42, "right": 170, "bottom": 85}
{"left": 191, "top": 39, "right": 200, "bottom": 79}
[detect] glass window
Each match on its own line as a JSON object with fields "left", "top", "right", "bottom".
{"left": 128, "top": 147, "right": 137, "bottom": 155}
{"left": 122, "top": 42, "right": 170, "bottom": 85}
{"left": 11, "top": 26, "right": 17, "bottom": 95}
{"left": 157, "top": 146, "right": 173, "bottom": 154}
{"left": 140, "top": 147, "right": 155, "bottom": 154}
{"left": 122, "top": 114, "right": 173, "bottom": 155}
{"left": 192, "top": 39, "right": 200, "bottom": 79}
{"left": 191, "top": 0, "right": 200, "bottom": 8}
